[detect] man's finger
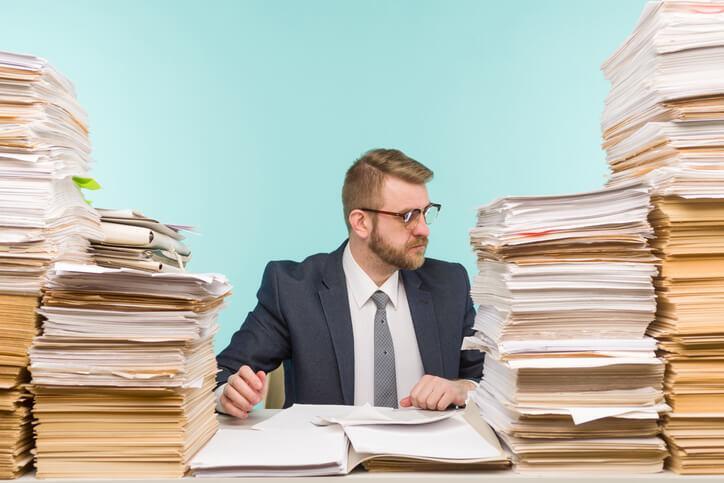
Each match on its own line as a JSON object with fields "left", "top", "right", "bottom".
{"left": 229, "top": 375, "right": 263, "bottom": 406}
{"left": 409, "top": 385, "right": 422, "bottom": 408}
{"left": 411, "top": 376, "right": 437, "bottom": 408}
{"left": 220, "top": 393, "right": 248, "bottom": 418}
{"left": 408, "top": 379, "right": 425, "bottom": 408}
{"left": 399, "top": 396, "right": 412, "bottom": 407}
{"left": 436, "top": 390, "right": 455, "bottom": 411}
{"left": 223, "top": 384, "right": 255, "bottom": 412}
{"left": 239, "top": 365, "right": 264, "bottom": 391}
{"left": 425, "top": 383, "right": 446, "bottom": 410}
{"left": 412, "top": 383, "right": 435, "bottom": 409}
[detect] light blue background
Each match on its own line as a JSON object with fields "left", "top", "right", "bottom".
{"left": 2, "top": 0, "right": 647, "bottom": 352}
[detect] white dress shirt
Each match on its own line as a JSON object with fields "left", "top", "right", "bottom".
{"left": 215, "top": 243, "right": 426, "bottom": 411}
{"left": 342, "top": 243, "right": 425, "bottom": 406}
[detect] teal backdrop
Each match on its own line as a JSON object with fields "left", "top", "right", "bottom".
{"left": 2, "top": 0, "right": 647, "bottom": 353}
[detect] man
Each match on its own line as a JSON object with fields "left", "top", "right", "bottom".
{"left": 216, "top": 148, "right": 483, "bottom": 418}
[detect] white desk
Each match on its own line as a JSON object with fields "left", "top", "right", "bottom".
{"left": 15, "top": 410, "right": 724, "bottom": 483}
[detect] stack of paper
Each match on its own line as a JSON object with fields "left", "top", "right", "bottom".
{"left": 0, "top": 50, "right": 101, "bottom": 479}
{"left": 601, "top": 1, "right": 724, "bottom": 197}
{"left": 0, "top": 389, "right": 32, "bottom": 479}
{"left": 464, "top": 183, "right": 668, "bottom": 472}
{"left": 602, "top": 1, "right": 724, "bottom": 473}
{"left": 0, "top": 294, "right": 38, "bottom": 478}
{"left": 29, "top": 263, "right": 231, "bottom": 478}
{"left": 0, "top": 51, "right": 102, "bottom": 295}
{"left": 90, "top": 209, "right": 192, "bottom": 272}
{"left": 645, "top": 197, "right": 724, "bottom": 473}
{"left": 0, "top": 296, "right": 38, "bottom": 395}
{"left": 467, "top": 183, "right": 657, "bottom": 345}
{"left": 190, "top": 404, "right": 509, "bottom": 477}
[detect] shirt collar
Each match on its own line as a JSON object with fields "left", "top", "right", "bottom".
{"left": 342, "top": 242, "right": 399, "bottom": 309}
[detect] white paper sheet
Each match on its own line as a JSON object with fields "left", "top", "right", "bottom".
{"left": 344, "top": 414, "right": 502, "bottom": 460}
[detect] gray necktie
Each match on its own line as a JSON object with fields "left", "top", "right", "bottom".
{"left": 371, "top": 290, "right": 398, "bottom": 408}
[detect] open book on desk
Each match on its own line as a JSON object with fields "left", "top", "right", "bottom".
{"left": 190, "top": 404, "right": 510, "bottom": 476}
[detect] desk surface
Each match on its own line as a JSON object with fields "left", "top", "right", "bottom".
{"left": 15, "top": 409, "right": 724, "bottom": 482}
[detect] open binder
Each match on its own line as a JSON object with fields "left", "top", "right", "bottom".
{"left": 190, "top": 404, "right": 509, "bottom": 476}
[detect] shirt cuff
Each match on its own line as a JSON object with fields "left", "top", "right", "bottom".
{"left": 214, "top": 383, "right": 228, "bottom": 414}
{"left": 461, "top": 379, "right": 478, "bottom": 407}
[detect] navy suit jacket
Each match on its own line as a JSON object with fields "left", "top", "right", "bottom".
{"left": 216, "top": 240, "right": 483, "bottom": 408}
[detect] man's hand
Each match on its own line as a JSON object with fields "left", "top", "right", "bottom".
{"left": 219, "top": 365, "right": 267, "bottom": 419}
{"left": 399, "top": 375, "right": 476, "bottom": 410}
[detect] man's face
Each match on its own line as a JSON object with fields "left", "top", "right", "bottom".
{"left": 368, "top": 176, "right": 431, "bottom": 270}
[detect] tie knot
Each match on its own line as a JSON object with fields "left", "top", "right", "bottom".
{"left": 371, "top": 290, "right": 390, "bottom": 310}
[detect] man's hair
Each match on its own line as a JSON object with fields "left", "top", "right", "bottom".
{"left": 342, "top": 148, "right": 433, "bottom": 231}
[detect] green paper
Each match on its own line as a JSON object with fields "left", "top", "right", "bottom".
{"left": 72, "top": 176, "right": 101, "bottom": 191}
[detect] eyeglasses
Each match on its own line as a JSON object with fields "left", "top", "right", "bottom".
{"left": 359, "top": 203, "right": 441, "bottom": 227}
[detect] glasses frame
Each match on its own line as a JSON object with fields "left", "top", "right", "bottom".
{"left": 358, "top": 203, "right": 442, "bottom": 227}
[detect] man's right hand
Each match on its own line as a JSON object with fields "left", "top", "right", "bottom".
{"left": 219, "top": 365, "right": 267, "bottom": 419}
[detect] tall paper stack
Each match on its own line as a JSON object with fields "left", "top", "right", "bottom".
{"left": 0, "top": 51, "right": 101, "bottom": 478}
{"left": 464, "top": 183, "right": 668, "bottom": 472}
{"left": 29, "top": 264, "right": 230, "bottom": 478}
{"left": 602, "top": 1, "right": 724, "bottom": 473}
{"left": 602, "top": 1, "right": 724, "bottom": 196}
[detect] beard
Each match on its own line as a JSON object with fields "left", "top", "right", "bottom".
{"left": 369, "top": 224, "right": 428, "bottom": 270}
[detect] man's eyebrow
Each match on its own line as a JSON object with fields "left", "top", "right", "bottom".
{"left": 408, "top": 202, "right": 432, "bottom": 210}
{"left": 384, "top": 204, "right": 426, "bottom": 214}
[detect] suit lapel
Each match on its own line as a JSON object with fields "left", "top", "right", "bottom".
{"left": 402, "top": 269, "right": 445, "bottom": 376}
{"left": 318, "top": 241, "right": 355, "bottom": 405}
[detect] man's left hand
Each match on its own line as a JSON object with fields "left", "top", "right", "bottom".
{"left": 399, "top": 375, "right": 476, "bottom": 410}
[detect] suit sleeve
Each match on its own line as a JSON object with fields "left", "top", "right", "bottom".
{"left": 456, "top": 263, "right": 484, "bottom": 382}
{"left": 215, "top": 262, "right": 291, "bottom": 388}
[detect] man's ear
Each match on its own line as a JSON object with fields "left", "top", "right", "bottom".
{"left": 348, "top": 209, "right": 371, "bottom": 240}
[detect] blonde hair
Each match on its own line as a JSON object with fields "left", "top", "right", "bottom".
{"left": 342, "top": 149, "right": 433, "bottom": 231}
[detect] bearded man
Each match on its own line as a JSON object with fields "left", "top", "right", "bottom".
{"left": 215, "top": 148, "right": 483, "bottom": 417}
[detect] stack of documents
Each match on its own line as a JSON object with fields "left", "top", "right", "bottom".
{"left": 464, "top": 183, "right": 668, "bottom": 472}
{"left": 645, "top": 197, "right": 724, "bottom": 473}
{"left": 0, "top": 50, "right": 101, "bottom": 479}
{"left": 0, "top": 295, "right": 38, "bottom": 478}
{"left": 90, "top": 209, "right": 192, "bottom": 272}
{"left": 0, "top": 389, "right": 32, "bottom": 479}
{"left": 0, "top": 51, "right": 102, "bottom": 295}
{"left": 29, "top": 263, "right": 231, "bottom": 478}
{"left": 191, "top": 404, "right": 510, "bottom": 476}
{"left": 467, "top": 182, "right": 657, "bottom": 345}
{"left": 601, "top": 1, "right": 724, "bottom": 197}
{"left": 602, "top": 1, "right": 724, "bottom": 473}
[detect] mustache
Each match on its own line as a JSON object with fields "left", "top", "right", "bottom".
{"left": 407, "top": 237, "right": 428, "bottom": 249}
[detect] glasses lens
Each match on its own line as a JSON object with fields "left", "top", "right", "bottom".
{"left": 404, "top": 209, "right": 421, "bottom": 224}
{"left": 424, "top": 205, "right": 440, "bottom": 225}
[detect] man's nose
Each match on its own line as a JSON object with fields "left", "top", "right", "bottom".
{"left": 412, "top": 215, "right": 430, "bottom": 237}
